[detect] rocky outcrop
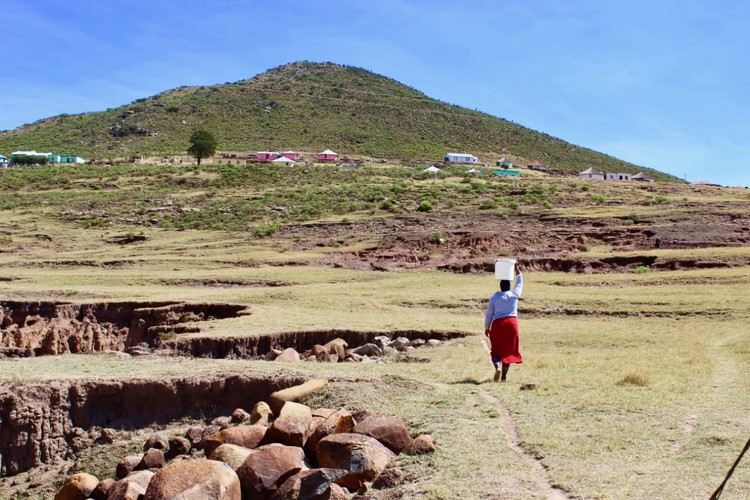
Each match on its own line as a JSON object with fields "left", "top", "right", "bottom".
{"left": 143, "top": 459, "right": 241, "bottom": 500}
{"left": 316, "top": 433, "right": 395, "bottom": 490}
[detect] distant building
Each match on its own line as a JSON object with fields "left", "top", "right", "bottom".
{"left": 491, "top": 169, "right": 520, "bottom": 177}
{"left": 691, "top": 179, "right": 721, "bottom": 187}
{"left": 0, "top": 154, "right": 8, "bottom": 168}
{"left": 59, "top": 155, "right": 86, "bottom": 164}
{"left": 527, "top": 160, "right": 545, "bottom": 171}
{"left": 281, "top": 150, "right": 300, "bottom": 161}
{"left": 445, "top": 152, "right": 478, "bottom": 164}
{"left": 256, "top": 151, "right": 280, "bottom": 162}
{"left": 631, "top": 172, "right": 655, "bottom": 182}
{"left": 465, "top": 168, "right": 482, "bottom": 174}
{"left": 578, "top": 167, "right": 605, "bottom": 180}
{"left": 496, "top": 158, "right": 514, "bottom": 169}
{"left": 606, "top": 172, "right": 632, "bottom": 181}
{"left": 317, "top": 149, "right": 338, "bottom": 162}
{"left": 272, "top": 156, "right": 297, "bottom": 165}
{"left": 423, "top": 165, "right": 441, "bottom": 173}
{"left": 11, "top": 150, "right": 59, "bottom": 163}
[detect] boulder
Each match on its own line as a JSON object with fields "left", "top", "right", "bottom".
{"left": 426, "top": 339, "right": 442, "bottom": 347}
{"left": 236, "top": 443, "right": 306, "bottom": 498}
{"left": 268, "top": 379, "right": 329, "bottom": 415}
{"left": 350, "top": 343, "right": 382, "bottom": 357}
{"left": 372, "top": 467, "right": 405, "bottom": 489}
{"left": 353, "top": 414, "right": 412, "bottom": 454}
{"left": 405, "top": 434, "right": 437, "bottom": 455}
{"left": 306, "top": 409, "right": 354, "bottom": 462}
{"left": 407, "top": 338, "right": 425, "bottom": 348}
{"left": 185, "top": 427, "right": 205, "bottom": 447}
{"left": 345, "top": 352, "right": 363, "bottom": 362}
{"left": 201, "top": 425, "right": 268, "bottom": 457}
{"left": 144, "top": 459, "right": 241, "bottom": 500}
{"left": 143, "top": 432, "right": 169, "bottom": 452}
{"left": 316, "top": 433, "right": 395, "bottom": 490}
{"left": 310, "top": 344, "right": 328, "bottom": 356}
{"left": 116, "top": 454, "right": 143, "bottom": 480}
{"left": 211, "top": 416, "right": 233, "bottom": 429}
{"left": 315, "top": 350, "right": 332, "bottom": 362}
{"left": 266, "top": 401, "right": 313, "bottom": 447}
{"left": 202, "top": 425, "right": 222, "bottom": 440}
{"left": 271, "top": 468, "right": 349, "bottom": 500}
{"left": 94, "top": 428, "right": 115, "bottom": 445}
{"left": 137, "top": 448, "right": 166, "bottom": 470}
{"left": 373, "top": 335, "right": 391, "bottom": 351}
{"left": 250, "top": 401, "right": 273, "bottom": 426}
{"left": 54, "top": 472, "right": 99, "bottom": 500}
{"left": 166, "top": 435, "right": 192, "bottom": 459}
{"left": 209, "top": 443, "right": 253, "bottom": 470}
{"left": 107, "top": 470, "right": 154, "bottom": 500}
{"left": 323, "top": 338, "right": 348, "bottom": 359}
{"left": 231, "top": 408, "right": 251, "bottom": 424}
{"left": 274, "top": 347, "right": 301, "bottom": 362}
{"left": 390, "top": 337, "right": 411, "bottom": 350}
{"left": 90, "top": 478, "right": 115, "bottom": 500}
{"left": 383, "top": 346, "right": 399, "bottom": 356}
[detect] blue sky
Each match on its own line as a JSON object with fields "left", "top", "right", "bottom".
{"left": 2, "top": 0, "right": 748, "bottom": 186}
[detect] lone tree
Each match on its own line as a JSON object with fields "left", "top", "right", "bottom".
{"left": 187, "top": 129, "right": 217, "bottom": 165}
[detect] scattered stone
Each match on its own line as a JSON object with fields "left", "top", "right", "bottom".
{"left": 390, "top": 337, "right": 411, "bottom": 350}
{"left": 306, "top": 408, "right": 355, "bottom": 461}
{"left": 185, "top": 427, "right": 205, "bottom": 447}
{"left": 519, "top": 383, "right": 537, "bottom": 391}
{"left": 405, "top": 434, "right": 437, "bottom": 455}
{"left": 426, "top": 339, "right": 442, "bottom": 347}
{"left": 90, "top": 478, "right": 115, "bottom": 500}
{"left": 143, "top": 432, "right": 169, "bottom": 453}
{"left": 373, "top": 335, "right": 391, "bottom": 351}
{"left": 166, "top": 435, "right": 191, "bottom": 459}
{"left": 316, "top": 350, "right": 332, "bottom": 362}
{"left": 202, "top": 425, "right": 222, "bottom": 441}
{"left": 383, "top": 346, "right": 399, "bottom": 356}
{"left": 269, "top": 379, "right": 329, "bottom": 415}
{"left": 116, "top": 454, "right": 143, "bottom": 479}
{"left": 108, "top": 470, "right": 154, "bottom": 500}
{"left": 211, "top": 415, "right": 233, "bottom": 429}
{"left": 54, "top": 472, "right": 99, "bottom": 500}
{"left": 350, "top": 343, "right": 382, "bottom": 357}
{"left": 316, "top": 433, "right": 395, "bottom": 490}
{"left": 209, "top": 443, "right": 253, "bottom": 470}
{"left": 231, "top": 408, "right": 251, "bottom": 423}
{"left": 201, "top": 425, "right": 268, "bottom": 457}
{"left": 236, "top": 443, "right": 306, "bottom": 498}
{"left": 324, "top": 338, "right": 348, "bottom": 359}
{"left": 372, "top": 467, "right": 405, "bottom": 489}
{"left": 94, "top": 428, "right": 115, "bottom": 445}
{"left": 267, "top": 401, "right": 313, "bottom": 447}
{"left": 272, "top": 468, "right": 349, "bottom": 500}
{"left": 407, "top": 338, "right": 425, "bottom": 347}
{"left": 274, "top": 347, "right": 301, "bottom": 362}
{"left": 143, "top": 459, "right": 241, "bottom": 500}
{"left": 353, "top": 415, "right": 412, "bottom": 454}
{"left": 137, "top": 448, "right": 166, "bottom": 471}
{"left": 310, "top": 344, "right": 328, "bottom": 356}
{"left": 345, "top": 352, "right": 363, "bottom": 362}
{"left": 250, "top": 401, "right": 273, "bottom": 426}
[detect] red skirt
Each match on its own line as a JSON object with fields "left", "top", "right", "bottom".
{"left": 489, "top": 316, "right": 523, "bottom": 364}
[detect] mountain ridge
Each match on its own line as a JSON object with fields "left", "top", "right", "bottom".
{"left": 0, "top": 61, "right": 680, "bottom": 181}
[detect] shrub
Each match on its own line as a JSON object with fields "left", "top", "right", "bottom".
{"left": 431, "top": 231, "right": 445, "bottom": 244}
{"left": 624, "top": 219, "right": 635, "bottom": 226}
{"left": 254, "top": 223, "right": 280, "bottom": 237}
{"left": 634, "top": 266, "right": 651, "bottom": 274}
{"left": 479, "top": 199, "right": 498, "bottom": 210}
{"left": 380, "top": 200, "right": 395, "bottom": 211}
{"left": 417, "top": 200, "right": 433, "bottom": 212}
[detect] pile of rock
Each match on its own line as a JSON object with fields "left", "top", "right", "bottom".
{"left": 54, "top": 378, "right": 436, "bottom": 499}
{"left": 272, "top": 336, "right": 442, "bottom": 363}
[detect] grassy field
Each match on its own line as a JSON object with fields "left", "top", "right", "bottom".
{"left": 1, "top": 163, "right": 749, "bottom": 498}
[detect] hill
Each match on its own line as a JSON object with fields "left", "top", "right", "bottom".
{"left": 0, "top": 61, "right": 679, "bottom": 181}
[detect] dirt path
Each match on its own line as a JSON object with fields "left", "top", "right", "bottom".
{"left": 476, "top": 337, "right": 570, "bottom": 499}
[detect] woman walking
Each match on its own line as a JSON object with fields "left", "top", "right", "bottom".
{"left": 484, "top": 262, "right": 523, "bottom": 382}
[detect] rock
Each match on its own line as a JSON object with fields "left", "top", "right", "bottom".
{"left": 250, "top": 401, "right": 273, "bottom": 426}
{"left": 185, "top": 427, "right": 204, "bottom": 447}
{"left": 372, "top": 467, "right": 405, "bottom": 489}
{"left": 351, "top": 409, "right": 376, "bottom": 424}
{"left": 407, "top": 338, "right": 425, "bottom": 348}
{"left": 236, "top": 443, "right": 306, "bottom": 498}
{"left": 329, "top": 353, "right": 339, "bottom": 363}
{"left": 405, "top": 434, "right": 437, "bottom": 455}
{"left": 209, "top": 443, "right": 253, "bottom": 470}
{"left": 211, "top": 416, "right": 233, "bottom": 429}
{"left": 143, "top": 459, "right": 241, "bottom": 500}
{"left": 350, "top": 343, "right": 382, "bottom": 357}
{"left": 94, "top": 428, "right": 115, "bottom": 445}
{"left": 345, "top": 352, "right": 363, "bottom": 362}
{"left": 54, "top": 472, "right": 99, "bottom": 500}
{"left": 201, "top": 425, "right": 268, "bottom": 457}
{"left": 306, "top": 409, "right": 354, "bottom": 462}
{"left": 202, "top": 425, "right": 221, "bottom": 440}
{"left": 267, "top": 348, "right": 283, "bottom": 360}
{"left": 143, "top": 432, "right": 169, "bottom": 453}
{"left": 324, "top": 338, "right": 348, "bottom": 360}
{"left": 383, "top": 346, "right": 399, "bottom": 356}
{"left": 315, "top": 350, "right": 332, "bottom": 362}
{"left": 166, "top": 435, "right": 192, "bottom": 459}
{"left": 274, "top": 347, "right": 301, "bottom": 362}
{"left": 266, "top": 401, "right": 313, "bottom": 447}
{"left": 316, "top": 433, "right": 395, "bottom": 490}
{"left": 137, "top": 448, "right": 166, "bottom": 470}
{"left": 310, "top": 344, "right": 328, "bottom": 356}
{"left": 107, "top": 470, "right": 154, "bottom": 500}
{"left": 231, "top": 408, "right": 251, "bottom": 423}
{"left": 353, "top": 414, "right": 412, "bottom": 454}
{"left": 271, "top": 468, "right": 349, "bottom": 500}
{"left": 116, "top": 454, "right": 143, "bottom": 479}
{"left": 373, "top": 335, "right": 391, "bottom": 351}
{"left": 390, "top": 337, "right": 411, "bottom": 350}
{"left": 305, "top": 355, "right": 317, "bottom": 362}
{"left": 426, "top": 339, "right": 442, "bottom": 347}
{"left": 90, "top": 477, "right": 115, "bottom": 500}
{"left": 268, "top": 379, "right": 329, "bottom": 415}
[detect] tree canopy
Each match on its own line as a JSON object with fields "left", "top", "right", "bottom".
{"left": 187, "top": 129, "right": 217, "bottom": 165}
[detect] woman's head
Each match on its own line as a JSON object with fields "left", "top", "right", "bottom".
{"left": 500, "top": 280, "right": 511, "bottom": 292}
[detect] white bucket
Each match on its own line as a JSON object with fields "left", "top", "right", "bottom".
{"left": 494, "top": 258, "right": 516, "bottom": 280}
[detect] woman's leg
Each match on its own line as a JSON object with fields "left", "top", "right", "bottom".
{"left": 501, "top": 362, "right": 510, "bottom": 382}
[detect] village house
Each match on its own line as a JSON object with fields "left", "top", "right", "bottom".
{"left": 444, "top": 152, "right": 478, "bottom": 164}
{"left": 10, "top": 151, "right": 86, "bottom": 165}
{"left": 256, "top": 151, "right": 281, "bottom": 162}
{"left": 0, "top": 154, "right": 8, "bottom": 168}
{"left": 606, "top": 172, "right": 632, "bottom": 181}
{"left": 272, "top": 156, "right": 297, "bottom": 166}
{"left": 317, "top": 149, "right": 338, "bottom": 162}
{"left": 496, "top": 158, "right": 514, "bottom": 169}
{"left": 578, "top": 167, "right": 605, "bottom": 180}
{"left": 527, "top": 160, "right": 545, "bottom": 171}
{"left": 59, "top": 155, "right": 86, "bottom": 164}
{"left": 281, "top": 150, "right": 300, "bottom": 161}
{"left": 423, "top": 165, "right": 441, "bottom": 173}
{"left": 631, "top": 172, "right": 655, "bottom": 182}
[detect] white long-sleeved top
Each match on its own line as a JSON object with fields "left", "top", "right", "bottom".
{"left": 484, "top": 274, "right": 523, "bottom": 329}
